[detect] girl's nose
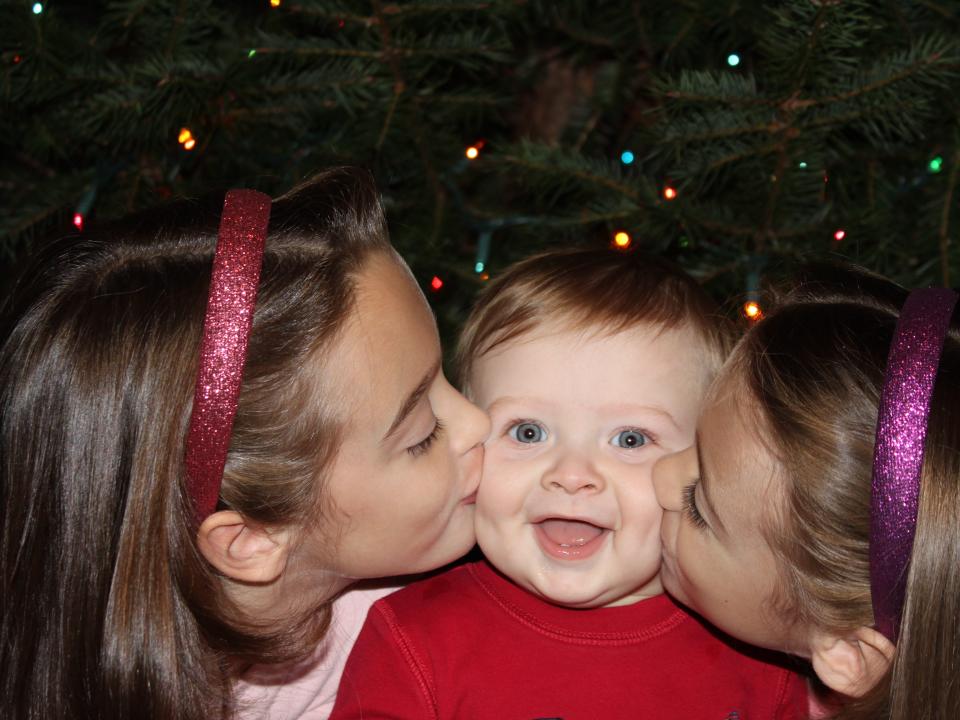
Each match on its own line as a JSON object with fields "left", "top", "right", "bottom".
{"left": 652, "top": 446, "right": 698, "bottom": 511}
{"left": 445, "top": 380, "right": 491, "bottom": 455}
{"left": 541, "top": 452, "right": 605, "bottom": 495}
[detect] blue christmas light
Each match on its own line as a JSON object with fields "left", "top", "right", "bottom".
{"left": 620, "top": 150, "right": 635, "bottom": 165}
{"left": 475, "top": 261, "right": 485, "bottom": 274}
{"left": 32, "top": 2, "right": 43, "bottom": 14}
{"left": 727, "top": 53, "right": 740, "bottom": 67}
{"left": 798, "top": 161, "right": 808, "bottom": 169}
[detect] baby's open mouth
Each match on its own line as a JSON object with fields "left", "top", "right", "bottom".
{"left": 534, "top": 518, "right": 608, "bottom": 560}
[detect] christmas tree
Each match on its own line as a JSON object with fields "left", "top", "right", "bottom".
{"left": 3, "top": 0, "right": 959, "bottom": 337}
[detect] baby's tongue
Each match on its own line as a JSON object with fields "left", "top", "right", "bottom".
{"left": 539, "top": 519, "right": 603, "bottom": 547}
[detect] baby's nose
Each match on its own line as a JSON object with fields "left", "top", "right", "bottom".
{"left": 541, "top": 453, "right": 605, "bottom": 494}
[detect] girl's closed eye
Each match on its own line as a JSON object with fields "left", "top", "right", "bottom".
{"left": 610, "top": 428, "right": 652, "bottom": 449}
{"left": 682, "top": 481, "right": 708, "bottom": 529}
{"left": 506, "top": 420, "right": 548, "bottom": 444}
{"left": 407, "top": 418, "right": 444, "bottom": 457}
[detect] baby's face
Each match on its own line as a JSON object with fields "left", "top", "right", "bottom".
{"left": 469, "top": 321, "right": 709, "bottom": 608}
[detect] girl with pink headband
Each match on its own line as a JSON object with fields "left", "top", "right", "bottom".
{"left": 0, "top": 168, "right": 489, "bottom": 720}
{"left": 654, "top": 266, "right": 959, "bottom": 719}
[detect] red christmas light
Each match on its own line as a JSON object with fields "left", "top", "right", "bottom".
{"left": 430, "top": 276, "right": 444, "bottom": 291}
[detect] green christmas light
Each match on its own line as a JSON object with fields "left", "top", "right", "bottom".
{"left": 928, "top": 156, "right": 944, "bottom": 173}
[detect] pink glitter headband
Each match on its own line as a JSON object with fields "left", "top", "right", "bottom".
{"left": 185, "top": 189, "right": 271, "bottom": 521}
{"left": 870, "top": 287, "right": 957, "bottom": 641}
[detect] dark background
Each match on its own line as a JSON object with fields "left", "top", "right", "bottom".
{"left": 3, "top": 0, "right": 960, "bottom": 341}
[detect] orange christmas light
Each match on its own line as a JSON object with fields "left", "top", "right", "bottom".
{"left": 613, "top": 231, "right": 631, "bottom": 249}
{"left": 743, "top": 301, "right": 763, "bottom": 321}
{"left": 663, "top": 186, "right": 678, "bottom": 201}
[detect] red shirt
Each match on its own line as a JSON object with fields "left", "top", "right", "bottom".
{"left": 331, "top": 561, "right": 808, "bottom": 720}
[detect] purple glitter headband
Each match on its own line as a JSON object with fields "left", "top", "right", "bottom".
{"left": 870, "top": 287, "right": 957, "bottom": 642}
{"left": 184, "top": 189, "right": 271, "bottom": 521}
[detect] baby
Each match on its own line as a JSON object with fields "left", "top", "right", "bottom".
{"left": 331, "top": 247, "right": 808, "bottom": 719}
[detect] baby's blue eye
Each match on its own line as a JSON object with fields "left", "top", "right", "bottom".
{"left": 509, "top": 422, "right": 547, "bottom": 444}
{"left": 611, "top": 429, "right": 647, "bottom": 449}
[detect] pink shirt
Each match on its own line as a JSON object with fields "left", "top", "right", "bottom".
{"left": 233, "top": 584, "right": 398, "bottom": 720}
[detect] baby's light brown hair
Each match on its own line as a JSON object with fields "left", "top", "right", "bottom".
{"left": 455, "top": 246, "right": 731, "bottom": 391}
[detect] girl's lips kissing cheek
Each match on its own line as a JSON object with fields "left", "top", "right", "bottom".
{"left": 534, "top": 518, "right": 609, "bottom": 560}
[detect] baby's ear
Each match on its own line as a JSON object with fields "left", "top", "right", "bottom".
{"left": 810, "top": 626, "right": 894, "bottom": 697}
{"left": 196, "top": 510, "right": 292, "bottom": 583}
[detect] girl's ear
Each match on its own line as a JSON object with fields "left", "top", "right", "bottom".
{"left": 810, "top": 626, "right": 895, "bottom": 697}
{"left": 196, "top": 510, "right": 292, "bottom": 583}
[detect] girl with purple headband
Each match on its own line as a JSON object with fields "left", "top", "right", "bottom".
{"left": 653, "top": 266, "right": 959, "bottom": 720}
{"left": 0, "top": 167, "right": 489, "bottom": 720}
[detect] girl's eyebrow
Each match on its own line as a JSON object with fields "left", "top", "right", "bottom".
{"left": 695, "top": 435, "right": 726, "bottom": 534}
{"left": 384, "top": 360, "right": 441, "bottom": 440}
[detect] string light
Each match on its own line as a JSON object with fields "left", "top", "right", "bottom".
{"left": 834, "top": 229, "right": 846, "bottom": 241}
{"left": 248, "top": 49, "right": 257, "bottom": 58}
{"left": 613, "top": 231, "right": 631, "bottom": 249}
{"left": 465, "top": 139, "right": 485, "bottom": 160}
{"left": 430, "top": 276, "right": 444, "bottom": 291}
{"left": 928, "top": 156, "right": 944, "bottom": 173}
{"left": 743, "top": 301, "right": 763, "bottom": 321}
{"left": 480, "top": 272, "right": 490, "bottom": 281}
{"left": 474, "top": 261, "right": 485, "bottom": 273}
{"left": 663, "top": 186, "right": 678, "bottom": 201}
{"left": 269, "top": 0, "right": 281, "bottom": 7}
{"left": 620, "top": 150, "right": 635, "bottom": 165}
{"left": 798, "top": 161, "right": 808, "bottom": 169}
{"left": 727, "top": 53, "right": 741, "bottom": 67}
{"left": 32, "top": 3, "right": 43, "bottom": 14}
{"left": 178, "top": 127, "right": 196, "bottom": 150}
{"left": 73, "top": 213, "right": 84, "bottom": 231}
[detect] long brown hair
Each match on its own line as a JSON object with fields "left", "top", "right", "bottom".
{"left": 728, "top": 266, "right": 960, "bottom": 719}
{"left": 0, "top": 168, "right": 392, "bottom": 720}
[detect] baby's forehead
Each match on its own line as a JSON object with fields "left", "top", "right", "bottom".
{"left": 472, "top": 315, "right": 714, "bottom": 371}
{"left": 470, "top": 319, "right": 712, "bottom": 420}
